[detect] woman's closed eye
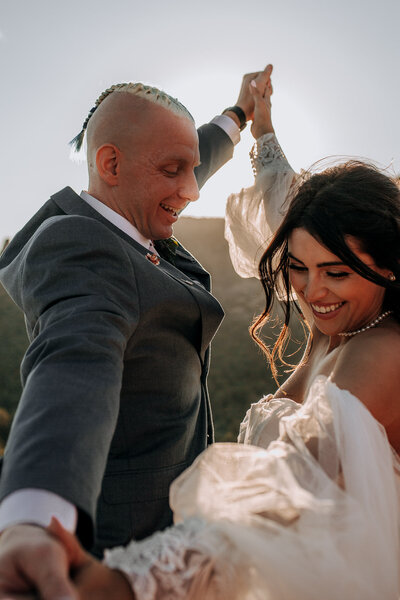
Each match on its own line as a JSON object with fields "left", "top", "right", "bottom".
{"left": 288, "top": 263, "right": 307, "bottom": 272}
{"left": 325, "top": 271, "right": 351, "bottom": 279}
{"left": 289, "top": 263, "right": 351, "bottom": 279}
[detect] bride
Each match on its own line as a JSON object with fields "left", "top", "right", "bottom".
{"left": 48, "top": 71, "right": 400, "bottom": 599}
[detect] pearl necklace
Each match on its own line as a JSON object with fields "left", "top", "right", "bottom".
{"left": 338, "top": 310, "right": 393, "bottom": 338}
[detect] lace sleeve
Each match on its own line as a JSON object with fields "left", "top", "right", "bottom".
{"left": 225, "top": 133, "right": 296, "bottom": 278}
{"left": 104, "top": 517, "right": 240, "bottom": 600}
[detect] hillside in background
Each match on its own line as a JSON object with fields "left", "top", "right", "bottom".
{"left": 0, "top": 217, "right": 305, "bottom": 448}
{"left": 0, "top": 283, "right": 27, "bottom": 448}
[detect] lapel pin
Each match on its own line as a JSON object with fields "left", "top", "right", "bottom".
{"left": 146, "top": 253, "right": 160, "bottom": 266}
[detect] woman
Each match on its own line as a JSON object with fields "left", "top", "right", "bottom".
{"left": 48, "top": 71, "right": 400, "bottom": 599}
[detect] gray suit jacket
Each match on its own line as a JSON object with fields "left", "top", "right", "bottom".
{"left": 0, "top": 123, "right": 233, "bottom": 555}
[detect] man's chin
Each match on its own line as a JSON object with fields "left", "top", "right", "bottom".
{"left": 155, "top": 227, "right": 174, "bottom": 240}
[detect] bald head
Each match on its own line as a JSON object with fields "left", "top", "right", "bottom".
{"left": 70, "top": 82, "right": 193, "bottom": 157}
{"left": 86, "top": 90, "right": 194, "bottom": 176}
{"left": 86, "top": 93, "right": 147, "bottom": 168}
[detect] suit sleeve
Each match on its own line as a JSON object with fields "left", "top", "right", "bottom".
{"left": 0, "top": 216, "right": 139, "bottom": 548}
{"left": 195, "top": 123, "right": 234, "bottom": 190}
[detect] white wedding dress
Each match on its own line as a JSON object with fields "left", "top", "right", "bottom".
{"left": 104, "top": 136, "right": 400, "bottom": 599}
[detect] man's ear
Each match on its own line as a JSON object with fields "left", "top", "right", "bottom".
{"left": 95, "top": 144, "right": 120, "bottom": 185}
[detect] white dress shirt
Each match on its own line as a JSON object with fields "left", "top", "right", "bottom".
{"left": 0, "top": 114, "right": 240, "bottom": 533}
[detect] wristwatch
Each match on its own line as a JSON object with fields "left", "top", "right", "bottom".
{"left": 222, "top": 105, "right": 247, "bottom": 131}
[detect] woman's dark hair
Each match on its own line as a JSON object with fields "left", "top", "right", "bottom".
{"left": 251, "top": 160, "right": 400, "bottom": 380}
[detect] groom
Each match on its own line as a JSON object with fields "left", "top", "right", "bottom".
{"left": 0, "top": 68, "right": 273, "bottom": 599}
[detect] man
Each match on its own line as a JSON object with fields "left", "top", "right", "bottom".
{"left": 0, "top": 67, "right": 272, "bottom": 600}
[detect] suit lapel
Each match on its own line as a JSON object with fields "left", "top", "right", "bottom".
{"left": 52, "top": 187, "right": 224, "bottom": 363}
{"left": 159, "top": 255, "right": 223, "bottom": 363}
{"left": 51, "top": 187, "right": 151, "bottom": 258}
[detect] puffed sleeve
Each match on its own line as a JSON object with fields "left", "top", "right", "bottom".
{"left": 224, "top": 133, "right": 296, "bottom": 278}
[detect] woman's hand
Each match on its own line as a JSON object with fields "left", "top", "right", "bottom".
{"left": 47, "top": 518, "right": 135, "bottom": 600}
{"left": 249, "top": 64, "right": 274, "bottom": 140}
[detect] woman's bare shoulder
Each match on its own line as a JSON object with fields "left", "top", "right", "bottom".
{"left": 330, "top": 321, "right": 400, "bottom": 427}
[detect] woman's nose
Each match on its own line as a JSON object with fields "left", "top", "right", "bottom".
{"left": 303, "top": 275, "right": 327, "bottom": 302}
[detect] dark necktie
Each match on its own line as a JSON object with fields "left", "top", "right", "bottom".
{"left": 153, "top": 238, "right": 179, "bottom": 265}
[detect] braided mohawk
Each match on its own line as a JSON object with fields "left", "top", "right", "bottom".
{"left": 69, "top": 82, "right": 194, "bottom": 154}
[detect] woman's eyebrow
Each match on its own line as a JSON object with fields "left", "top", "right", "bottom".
{"left": 288, "top": 252, "right": 346, "bottom": 268}
{"left": 288, "top": 252, "right": 304, "bottom": 264}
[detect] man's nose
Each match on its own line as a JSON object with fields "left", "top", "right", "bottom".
{"left": 179, "top": 172, "right": 200, "bottom": 203}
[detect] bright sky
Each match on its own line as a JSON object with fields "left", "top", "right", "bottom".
{"left": 1, "top": 0, "right": 399, "bottom": 242}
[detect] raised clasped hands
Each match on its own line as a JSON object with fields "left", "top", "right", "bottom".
{"left": 233, "top": 64, "right": 274, "bottom": 140}
{"left": 234, "top": 64, "right": 271, "bottom": 118}
{"left": 248, "top": 64, "right": 274, "bottom": 140}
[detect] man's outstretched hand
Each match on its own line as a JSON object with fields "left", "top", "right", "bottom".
{"left": 0, "top": 524, "right": 78, "bottom": 600}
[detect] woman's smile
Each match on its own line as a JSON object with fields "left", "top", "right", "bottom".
{"left": 311, "top": 302, "right": 345, "bottom": 318}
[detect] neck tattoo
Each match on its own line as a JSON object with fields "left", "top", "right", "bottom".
{"left": 338, "top": 310, "right": 393, "bottom": 338}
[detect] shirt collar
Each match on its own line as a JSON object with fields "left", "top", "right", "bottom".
{"left": 80, "top": 190, "right": 152, "bottom": 250}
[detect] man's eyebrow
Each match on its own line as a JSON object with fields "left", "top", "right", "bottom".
{"left": 161, "top": 155, "right": 201, "bottom": 166}
{"left": 288, "top": 252, "right": 346, "bottom": 268}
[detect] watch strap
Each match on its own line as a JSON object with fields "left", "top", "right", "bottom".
{"left": 222, "top": 105, "right": 247, "bottom": 131}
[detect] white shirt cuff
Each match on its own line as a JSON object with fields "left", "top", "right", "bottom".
{"left": 0, "top": 489, "right": 78, "bottom": 533}
{"left": 210, "top": 115, "right": 241, "bottom": 146}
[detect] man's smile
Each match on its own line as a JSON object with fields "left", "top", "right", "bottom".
{"left": 160, "top": 202, "right": 185, "bottom": 217}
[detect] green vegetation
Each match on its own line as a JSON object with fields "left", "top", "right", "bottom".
{"left": 0, "top": 217, "right": 305, "bottom": 449}
{"left": 0, "top": 285, "right": 27, "bottom": 450}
